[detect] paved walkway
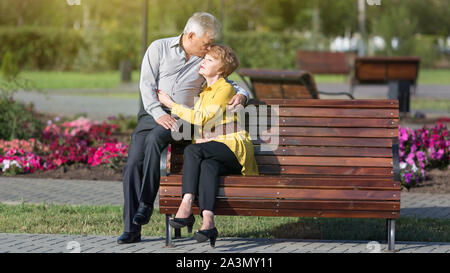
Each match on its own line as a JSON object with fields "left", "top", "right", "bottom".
{"left": 1, "top": 233, "right": 449, "bottom": 253}
{"left": 0, "top": 177, "right": 449, "bottom": 253}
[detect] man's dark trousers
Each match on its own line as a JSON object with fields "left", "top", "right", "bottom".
{"left": 122, "top": 114, "right": 174, "bottom": 233}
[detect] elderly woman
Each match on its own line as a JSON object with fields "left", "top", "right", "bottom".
{"left": 157, "top": 44, "right": 258, "bottom": 247}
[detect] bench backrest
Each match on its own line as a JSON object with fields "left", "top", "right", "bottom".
{"left": 354, "top": 57, "right": 420, "bottom": 84}
{"left": 169, "top": 99, "right": 399, "bottom": 178}
{"left": 296, "top": 51, "right": 353, "bottom": 75}
{"left": 237, "top": 68, "right": 319, "bottom": 99}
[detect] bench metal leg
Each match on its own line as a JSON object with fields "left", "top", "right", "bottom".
{"left": 165, "top": 214, "right": 174, "bottom": 247}
{"left": 387, "top": 219, "right": 395, "bottom": 252}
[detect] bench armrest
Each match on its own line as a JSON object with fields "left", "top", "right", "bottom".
{"left": 160, "top": 145, "right": 169, "bottom": 176}
{"left": 392, "top": 143, "right": 400, "bottom": 181}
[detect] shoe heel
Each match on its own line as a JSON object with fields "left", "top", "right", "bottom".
{"left": 210, "top": 236, "right": 217, "bottom": 248}
{"left": 187, "top": 224, "right": 193, "bottom": 233}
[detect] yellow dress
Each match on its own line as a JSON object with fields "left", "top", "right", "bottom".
{"left": 171, "top": 78, "right": 259, "bottom": 176}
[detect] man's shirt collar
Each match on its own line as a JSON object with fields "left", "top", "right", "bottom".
{"left": 170, "top": 34, "right": 183, "bottom": 48}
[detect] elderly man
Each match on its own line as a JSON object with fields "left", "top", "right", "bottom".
{"left": 117, "top": 12, "right": 249, "bottom": 244}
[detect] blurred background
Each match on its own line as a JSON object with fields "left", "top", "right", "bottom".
{"left": 0, "top": 0, "right": 449, "bottom": 120}
{"left": 0, "top": 0, "right": 449, "bottom": 195}
{"left": 1, "top": 0, "right": 449, "bottom": 72}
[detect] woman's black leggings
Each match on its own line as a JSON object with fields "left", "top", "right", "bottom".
{"left": 181, "top": 141, "right": 242, "bottom": 216}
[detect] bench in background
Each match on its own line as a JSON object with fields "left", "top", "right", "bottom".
{"left": 237, "top": 68, "right": 354, "bottom": 100}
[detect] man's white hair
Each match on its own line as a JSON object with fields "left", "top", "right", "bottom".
{"left": 183, "top": 12, "right": 221, "bottom": 40}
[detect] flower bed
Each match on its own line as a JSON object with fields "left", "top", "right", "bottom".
{"left": 399, "top": 122, "right": 449, "bottom": 189}
{"left": 0, "top": 117, "right": 128, "bottom": 175}
{"left": 1, "top": 117, "right": 449, "bottom": 190}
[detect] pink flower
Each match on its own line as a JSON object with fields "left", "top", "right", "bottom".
{"left": 399, "top": 127, "right": 409, "bottom": 142}
{"left": 405, "top": 153, "right": 415, "bottom": 166}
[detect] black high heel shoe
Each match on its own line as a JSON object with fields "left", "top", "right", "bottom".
{"left": 168, "top": 214, "right": 195, "bottom": 233}
{"left": 194, "top": 227, "right": 218, "bottom": 247}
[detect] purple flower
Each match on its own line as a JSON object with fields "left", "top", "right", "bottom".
{"left": 433, "top": 149, "right": 444, "bottom": 160}
{"left": 405, "top": 173, "right": 412, "bottom": 184}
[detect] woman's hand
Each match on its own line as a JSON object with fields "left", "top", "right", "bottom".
{"left": 157, "top": 90, "right": 175, "bottom": 108}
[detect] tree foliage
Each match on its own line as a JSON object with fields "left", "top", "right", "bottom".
{"left": 0, "top": 0, "right": 448, "bottom": 37}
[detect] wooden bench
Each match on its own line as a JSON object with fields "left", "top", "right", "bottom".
{"left": 159, "top": 99, "right": 401, "bottom": 251}
{"left": 353, "top": 57, "right": 421, "bottom": 113}
{"left": 354, "top": 57, "right": 420, "bottom": 85}
{"left": 296, "top": 50, "right": 359, "bottom": 99}
{"left": 237, "top": 68, "right": 354, "bottom": 100}
{"left": 296, "top": 50, "right": 355, "bottom": 75}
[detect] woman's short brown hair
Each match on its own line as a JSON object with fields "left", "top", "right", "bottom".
{"left": 207, "top": 44, "right": 240, "bottom": 78}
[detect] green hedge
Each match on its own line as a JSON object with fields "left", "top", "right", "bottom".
{"left": 223, "top": 32, "right": 307, "bottom": 69}
{"left": 0, "top": 27, "right": 85, "bottom": 70}
{"left": 0, "top": 27, "right": 307, "bottom": 71}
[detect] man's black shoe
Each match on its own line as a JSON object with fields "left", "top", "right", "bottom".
{"left": 117, "top": 232, "right": 141, "bottom": 244}
{"left": 132, "top": 203, "right": 153, "bottom": 225}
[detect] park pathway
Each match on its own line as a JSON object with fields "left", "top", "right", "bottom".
{"left": 0, "top": 177, "right": 449, "bottom": 253}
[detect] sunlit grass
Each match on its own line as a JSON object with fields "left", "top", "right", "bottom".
{"left": 18, "top": 69, "right": 450, "bottom": 91}
{"left": 1, "top": 202, "right": 448, "bottom": 242}
{"left": 20, "top": 70, "right": 140, "bottom": 90}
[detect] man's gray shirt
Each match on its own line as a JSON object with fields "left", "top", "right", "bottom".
{"left": 139, "top": 34, "right": 249, "bottom": 122}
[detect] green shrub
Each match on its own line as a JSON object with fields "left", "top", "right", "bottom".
{"left": 1, "top": 26, "right": 446, "bottom": 71}
{"left": 0, "top": 27, "right": 84, "bottom": 71}
{"left": 1, "top": 51, "right": 19, "bottom": 80}
{"left": 223, "top": 31, "right": 307, "bottom": 69}
{"left": 0, "top": 99, "right": 44, "bottom": 141}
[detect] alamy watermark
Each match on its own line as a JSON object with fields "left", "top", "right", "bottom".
{"left": 367, "top": 0, "right": 381, "bottom": 6}
{"left": 366, "top": 241, "right": 382, "bottom": 253}
{"left": 170, "top": 104, "right": 280, "bottom": 152}
{"left": 66, "top": 0, "right": 81, "bottom": 6}
{"left": 66, "top": 241, "right": 81, "bottom": 253}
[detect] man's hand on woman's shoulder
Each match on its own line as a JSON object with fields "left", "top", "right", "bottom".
{"left": 227, "top": 93, "right": 246, "bottom": 112}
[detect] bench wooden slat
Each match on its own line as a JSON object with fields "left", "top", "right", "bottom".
{"left": 256, "top": 165, "right": 393, "bottom": 176}
{"left": 257, "top": 99, "right": 399, "bottom": 108}
{"left": 160, "top": 186, "right": 400, "bottom": 201}
{"left": 160, "top": 198, "right": 400, "bottom": 212}
{"left": 246, "top": 117, "right": 398, "bottom": 128}
{"left": 170, "top": 164, "right": 394, "bottom": 176}
{"left": 255, "top": 156, "right": 393, "bottom": 167}
{"left": 174, "top": 146, "right": 393, "bottom": 157}
{"left": 253, "top": 146, "right": 393, "bottom": 157}
{"left": 160, "top": 207, "right": 399, "bottom": 219}
{"left": 262, "top": 127, "right": 397, "bottom": 138}
{"left": 276, "top": 107, "right": 399, "bottom": 118}
{"left": 252, "top": 83, "right": 314, "bottom": 99}
{"left": 171, "top": 154, "right": 393, "bottom": 167}
{"left": 252, "top": 136, "right": 393, "bottom": 147}
{"left": 161, "top": 175, "right": 400, "bottom": 190}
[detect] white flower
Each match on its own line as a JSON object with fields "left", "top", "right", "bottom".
{"left": 1, "top": 160, "right": 21, "bottom": 172}
{"left": 399, "top": 162, "right": 407, "bottom": 170}
{"left": 411, "top": 163, "right": 418, "bottom": 172}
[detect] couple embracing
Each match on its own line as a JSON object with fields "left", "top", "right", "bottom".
{"left": 117, "top": 12, "right": 258, "bottom": 247}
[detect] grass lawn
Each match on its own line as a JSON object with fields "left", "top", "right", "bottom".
{"left": 20, "top": 70, "right": 141, "bottom": 90}
{"left": 1, "top": 202, "right": 448, "bottom": 243}
{"left": 18, "top": 69, "right": 450, "bottom": 91}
